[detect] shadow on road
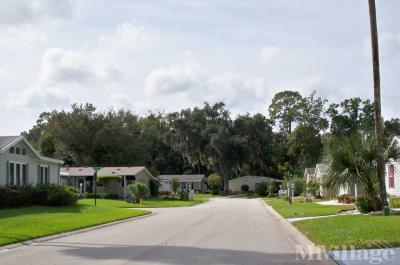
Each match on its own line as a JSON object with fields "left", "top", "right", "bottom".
{"left": 39, "top": 242, "right": 304, "bottom": 265}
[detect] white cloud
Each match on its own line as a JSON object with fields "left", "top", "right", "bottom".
{"left": 144, "top": 62, "right": 268, "bottom": 115}
{"left": 261, "top": 46, "right": 281, "bottom": 66}
{"left": 40, "top": 48, "right": 121, "bottom": 85}
{"left": 145, "top": 62, "right": 202, "bottom": 96}
{"left": 99, "top": 22, "right": 155, "bottom": 51}
{"left": 0, "top": 0, "right": 76, "bottom": 26}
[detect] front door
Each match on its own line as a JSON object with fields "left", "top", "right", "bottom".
{"left": 77, "top": 178, "right": 85, "bottom": 194}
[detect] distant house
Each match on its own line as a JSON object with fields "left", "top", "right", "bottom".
{"left": 305, "top": 163, "right": 363, "bottom": 198}
{"left": 229, "top": 176, "right": 283, "bottom": 193}
{"left": 158, "top": 174, "right": 206, "bottom": 193}
{"left": 0, "top": 135, "right": 63, "bottom": 187}
{"left": 60, "top": 166, "right": 155, "bottom": 198}
{"left": 386, "top": 136, "right": 400, "bottom": 197}
{"left": 303, "top": 168, "right": 315, "bottom": 183}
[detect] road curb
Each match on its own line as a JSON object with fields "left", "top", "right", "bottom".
{"left": 0, "top": 211, "right": 155, "bottom": 251}
{"left": 260, "top": 199, "right": 338, "bottom": 265}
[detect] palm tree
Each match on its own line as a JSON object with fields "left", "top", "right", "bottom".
{"left": 368, "top": 0, "right": 387, "bottom": 206}
{"left": 323, "top": 133, "right": 400, "bottom": 209}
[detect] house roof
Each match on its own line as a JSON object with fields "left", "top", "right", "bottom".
{"left": 159, "top": 174, "right": 205, "bottom": 183}
{"left": 61, "top": 166, "right": 154, "bottom": 179}
{"left": 0, "top": 136, "right": 20, "bottom": 150}
{"left": 0, "top": 135, "right": 63, "bottom": 164}
{"left": 304, "top": 168, "right": 315, "bottom": 175}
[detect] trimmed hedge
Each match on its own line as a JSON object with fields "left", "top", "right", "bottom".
{"left": 85, "top": 192, "right": 121, "bottom": 200}
{"left": 0, "top": 185, "right": 79, "bottom": 208}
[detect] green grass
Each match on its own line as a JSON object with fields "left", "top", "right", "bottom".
{"left": 294, "top": 215, "right": 400, "bottom": 249}
{"left": 264, "top": 197, "right": 354, "bottom": 218}
{"left": 0, "top": 199, "right": 150, "bottom": 246}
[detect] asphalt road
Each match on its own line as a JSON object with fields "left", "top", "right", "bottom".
{"left": 0, "top": 198, "right": 306, "bottom": 265}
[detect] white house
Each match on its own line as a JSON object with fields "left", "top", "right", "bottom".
{"left": 0, "top": 135, "right": 63, "bottom": 187}
{"left": 158, "top": 174, "right": 206, "bottom": 193}
{"left": 229, "top": 176, "right": 283, "bottom": 193}
{"left": 386, "top": 136, "right": 400, "bottom": 197}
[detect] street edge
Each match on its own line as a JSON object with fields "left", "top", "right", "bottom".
{"left": 259, "top": 199, "right": 338, "bottom": 265}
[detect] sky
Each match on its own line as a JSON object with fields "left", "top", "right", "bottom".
{"left": 0, "top": 0, "right": 399, "bottom": 135}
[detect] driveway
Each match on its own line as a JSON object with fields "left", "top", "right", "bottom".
{"left": 0, "top": 198, "right": 308, "bottom": 265}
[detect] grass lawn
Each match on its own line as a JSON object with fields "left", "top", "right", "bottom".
{"left": 0, "top": 199, "right": 150, "bottom": 246}
{"left": 264, "top": 197, "right": 354, "bottom": 218}
{"left": 294, "top": 215, "right": 400, "bottom": 249}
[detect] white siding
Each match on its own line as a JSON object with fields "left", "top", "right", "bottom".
{"left": 386, "top": 162, "right": 400, "bottom": 197}
{"left": 0, "top": 141, "right": 61, "bottom": 186}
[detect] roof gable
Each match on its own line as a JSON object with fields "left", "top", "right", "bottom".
{"left": 0, "top": 135, "right": 63, "bottom": 164}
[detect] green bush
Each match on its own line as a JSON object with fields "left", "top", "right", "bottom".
{"left": 356, "top": 196, "right": 374, "bottom": 213}
{"left": 103, "top": 193, "right": 120, "bottom": 200}
{"left": 390, "top": 197, "right": 400, "bottom": 208}
{"left": 207, "top": 173, "right": 222, "bottom": 194}
{"left": 43, "top": 185, "right": 79, "bottom": 206}
{"left": 241, "top": 184, "right": 250, "bottom": 193}
{"left": 128, "top": 182, "right": 150, "bottom": 203}
{"left": 0, "top": 185, "right": 78, "bottom": 208}
{"left": 255, "top": 182, "right": 268, "bottom": 197}
{"left": 179, "top": 189, "right": 190, "bottom": 201}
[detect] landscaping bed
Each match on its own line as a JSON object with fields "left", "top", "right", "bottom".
{"left": 264, "top": 197, "right": 354, "bottom": 218}
{"left": 0, "top": 199, "right": 150, "bottom": 246}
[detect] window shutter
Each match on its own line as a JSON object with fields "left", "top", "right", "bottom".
{"left": 6, "top": 161, "right": 9, "bottom": 186}
{"left": 26, "top": 164, "right": 29, "bottom": 184}
{"left": 47, "top": 166, "right": 50, "bottom": 184}
{"left": 37, "top": 165, "right": 41, "bottom": 185}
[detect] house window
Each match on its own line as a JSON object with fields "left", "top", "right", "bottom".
{"left": 40, "top": 166, "right": 49, "bottom": 184}
{"left": 9, "top": 162, "right": 27, "bottom": 186}
{"left": 15, "top": 147, "right": 21, "bottom": 155}
{"left": 10, "top": 147, "right": 15, "bottom": 153}
{"left": 388, "top": 164, "right": 395, "bottom": 189}
{"left": 21, "top": 148, "right": 26, "bottom": 155}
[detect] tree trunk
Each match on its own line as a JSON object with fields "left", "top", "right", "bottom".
{"left": 368, "top": 0, "right": 387, "bottom": 208}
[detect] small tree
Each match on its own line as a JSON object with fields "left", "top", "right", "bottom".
{"left": 171, "top": 178, "right": 179, "bottom": 194}
{"left": 207, "top": 173, "right": 221, "bottom": 195}
{"left": 128, "top": 182, "right": 149, "bottom": 203}
{"left": 306, "top": 180, "right": 320, "bottom": 196}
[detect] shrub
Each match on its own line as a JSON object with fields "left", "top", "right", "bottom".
{"left": 179, "top": 189, "right": 190, "bottom": 201}
{"left": 306, "top": 180, "right": 320, "bottom": 196}
{"left": 43, "top": 185, "right": 79, "bottom": 206}
{"left": 128, "top": 182, "right": 150, "bottom": 203}
{"left": 356, "top": 196, "right": 374, "bottom": 213}
{"left": 241, "top": 184, "right": 250, "bottom": 193}
{"left": 390, "top": 197, "right": 400, "bottom": 208}
{"left": 267, "top": 193, "right": 278, "bottom": 198}
{"left": 291, "top": 178, "right": 305, "bottom": 197}
{"left": 0, "top": 185, "right": 79, "bottom": 208}
{"left": 255, "top": 182, "right": 268, "bottom": 197}
{"left": 207, "top": 173, "right": 221, "bottom": 194}
{"left": 103, "top": 193, "right": 120, "bottom": 200}
{"left": 171, "top": 178, "right": 179, "bottom": 194}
